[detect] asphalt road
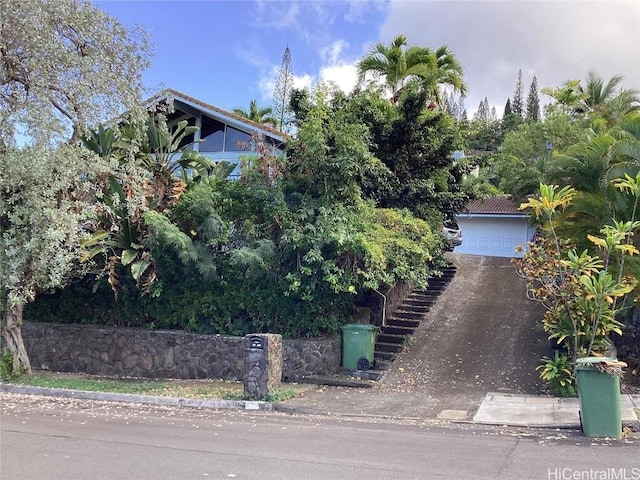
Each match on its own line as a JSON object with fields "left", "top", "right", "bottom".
{"left": 1, "top": 393, "right": 638, "bottom": 480}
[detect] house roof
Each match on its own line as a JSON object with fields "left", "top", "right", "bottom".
{"left": 464, "top": 196, "right": 523, "bottom": 215}
{"left": 143, "top": 88, "right": 287, "bottom": 142}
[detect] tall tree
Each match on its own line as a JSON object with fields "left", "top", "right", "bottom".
{"left": 421, "top": 45, "right": 468, "bottom": 105}
{"left": 502, "top": 96, "right": 522, "bottom": 134}
{"left": 356, "top": 34, "right": 466, "bottom": 105}
{"left": 0, "top": 0, "right": 152, "bottom": 373}
{"left": 526, "top": 76, "right": 541, "bottom": 122}
{"left": 474, "top": 97, "right": 489, "bottom": 122}
{"left": 272, "top": 46, "right": 294, "bottom": 131}
{"left": 357, "top": 34, "right": 432, "bottom": 103}
{"left": 458, "top": 96, "right": 467, "bottom": 121}
{"left": 373, "top": 83, "right": 473, "bottom": 220}
{"left": 504, "top": 98, "right": 513, "bottom": 117}
{"left": 490, "top": 106, "right": 498, "bottom": 122}
{"left": 512, "top": 69, "right": 524, "bottom": 118}
{"left": 447, "top": 92, "right": 459, "bottom": 119}
{"left": 233, "top": 99, "right": 277, "bottom": 127}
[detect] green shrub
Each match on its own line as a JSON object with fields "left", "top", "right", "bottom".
{"left": 1, "top": 348, "right": 22, "bottom": 380}
{"left": 536, "top": 351, "right": 577, "bottom": 397}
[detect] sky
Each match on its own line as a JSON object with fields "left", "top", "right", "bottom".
{"left": 96, "top": 0, "right": 640, "bottom": 118}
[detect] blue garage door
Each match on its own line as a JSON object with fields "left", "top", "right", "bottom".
{"left": 454, "top": 216, "right": 534, "bottom": 258}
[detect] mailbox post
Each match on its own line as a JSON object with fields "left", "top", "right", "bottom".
{"left": 243, "top": 333, "right": 283, "bottom": 400}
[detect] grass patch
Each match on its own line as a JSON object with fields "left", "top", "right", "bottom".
{"left": 6, "top": 372, "right": 167, "bottom": 395}
{"left": 3, "top": 371, "right": 307, "bottom": 402}
{"left": 263, "top": 388, "right": 300, "bottom": 402}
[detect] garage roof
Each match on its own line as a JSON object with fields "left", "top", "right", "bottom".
{"left": 464, "top": 197, "right": 523, "bottom": 215}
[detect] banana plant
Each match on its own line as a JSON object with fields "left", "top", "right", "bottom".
{"left": 80, "top": 175, "right": 154, "bottom": 296}
{"left": 80, "top": 113, "right": 231, "bottom": 296}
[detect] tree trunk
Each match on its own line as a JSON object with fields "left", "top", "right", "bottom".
{"left": 1, "top": 302, "right": 32, "bottom": 374}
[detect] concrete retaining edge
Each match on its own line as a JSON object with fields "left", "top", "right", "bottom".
{"left": 0, "top": 383, "right": 273, "bottom": 411}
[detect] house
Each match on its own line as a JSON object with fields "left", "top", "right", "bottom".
{"left": 144, "top": 89, "right": 287, "bottom": 178}
{"left": 454, "top": 196, "right": 535, "bottom": 258}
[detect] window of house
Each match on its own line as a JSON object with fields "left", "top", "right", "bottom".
{"left": 264, "top": 136, "right": 286, "bottom": 154}
{"left": 200, "top": 115, "right": 225, "bottom": 152}
{"left": 225, "top": 126, "right": 251, "bottom": 152}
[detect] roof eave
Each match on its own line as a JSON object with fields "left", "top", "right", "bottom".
{"left": 456, "top": 213, "right": 530, "bottom": 219}
{"left": 146, "top": 88, "right": 287, "bottom": 143}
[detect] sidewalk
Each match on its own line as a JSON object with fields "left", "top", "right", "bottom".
{"left": 276, "top": 383, "right": 640, "bottom": 430}
{"left": 473, "top": 392, "right": 640, "bottom": 428}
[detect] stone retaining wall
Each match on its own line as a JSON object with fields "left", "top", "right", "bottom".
{"left": 22, "top": 323, "right": 340, "bottom": 382}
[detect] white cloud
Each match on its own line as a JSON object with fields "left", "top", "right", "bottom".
{"left": 320, "top": 39, "right": 348, "bottom": 65}
{"left": 293, "top": 73, "right": 314, "bottom": 90}
{"left": 258, "top": 65, "right": 279, "bottom": 102}
{"left": 257, "top": 37, "right": 360, "bottom": 102}
{"left": 253, "top": 0, "right": 301, "bottom": 30}
{"left": 379, "top": 0, "right": 640, "bottom": 117}
{"left": 320, "top": 63, "right": 359, "bottom": 93}
{"left": 317, "top": 40, "right": 360, "bottom": 93}
{"left": 257, "top": 64, "right": 314, "bottom": 104}
{"left": 344, "top": 0, "right": 389, "bottom": 23}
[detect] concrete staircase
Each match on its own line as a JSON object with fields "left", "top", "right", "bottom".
{"left": 372, "top": 265, "right": 457, "bottom": 374}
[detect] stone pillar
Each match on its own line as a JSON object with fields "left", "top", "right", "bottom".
{"left": 243, "top": 334, "right": 282, "bottom": 400}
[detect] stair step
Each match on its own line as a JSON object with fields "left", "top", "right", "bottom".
{"left": 377, "top": 333, "right": 406, "bottom": 344}
{"left": 381, "top": 325, "right": 416, "bottom": 336}
{"left": 403, "top": 299, "right": 435, "bottom": 308}
{"left": 373, "top": 359, "right": 391, "bottom": 370}
{"left": 386, "top": 318, "right": 420, "bottom": 328}
{"left": 405, "top": 297, "right": 438, "bottom": 306}
{"left": 395, "top": 306, "right": 431, "bottom": 315}
{"left": 424, "top": 284, "right": 448, "bottom": 291}
{"left": 349, "top": 370, "right": 383, "bottom": 381}
{"left": 425, "top": 286, "right": 447, "bottom": 294}
{"left": 392, "top": 310, "right": 425, "bottom": 320}
{"left": 352, "top": 264, "right": 457, "bottom": 379}
{"left": 374, "top": 351, "right": 396, "bottom": 361}
{"left": 407, "top": 291, "right": 440, "bottom": 299}
{"left": 376, "top": 342, "right": 404, "bottom": 353}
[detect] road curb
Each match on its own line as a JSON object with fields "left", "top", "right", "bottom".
{"left": 0, "top": 384, "right": 273, "bottom": 411}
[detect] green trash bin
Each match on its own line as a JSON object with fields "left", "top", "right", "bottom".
{"left": 575, "top": 357, "right": 623, "bottom": 438}
{"left": 341, "top": 324, "right": 378, "bottom": 370}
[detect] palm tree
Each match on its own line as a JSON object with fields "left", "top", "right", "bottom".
{"left": 579, "top": 72, "right": 625, "bottom": 113}
{"left": 420, "top": 45, "right": 467, "bottom": 104}
{"left": 545, "top": 73, "right": 639, "bottom": 124}
{"left": 233, "top": 99, "right": 278, "bottom": 127}
{"left": 356, "top": 34, "right": 466, "bottom": 105}
{"left": 546, "top": 113, "right": 640, "bottom": 251}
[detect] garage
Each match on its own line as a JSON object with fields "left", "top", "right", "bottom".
{"left": 454, "top": 197, "right": 536, "bottom": 258}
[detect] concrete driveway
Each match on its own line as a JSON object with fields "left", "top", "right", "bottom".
{"left": 381, "top": 253, "right": 549, "bottom": 396}
{"left": 281, "top": 254, "right": 550, "bottom": 419}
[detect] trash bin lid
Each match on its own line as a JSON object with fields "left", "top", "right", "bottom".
{"left": 575, "top": 356, "right": 628, "bottom": 372}
{"left": 575, "top": 356, "right": 616, "bottom": 365}
{"left": 340, "top": 323, "right": 378, "bottom": 331}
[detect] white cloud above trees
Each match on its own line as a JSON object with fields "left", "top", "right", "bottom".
{"left": 379, "top": 0, "right": 639, "bottom": 116}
